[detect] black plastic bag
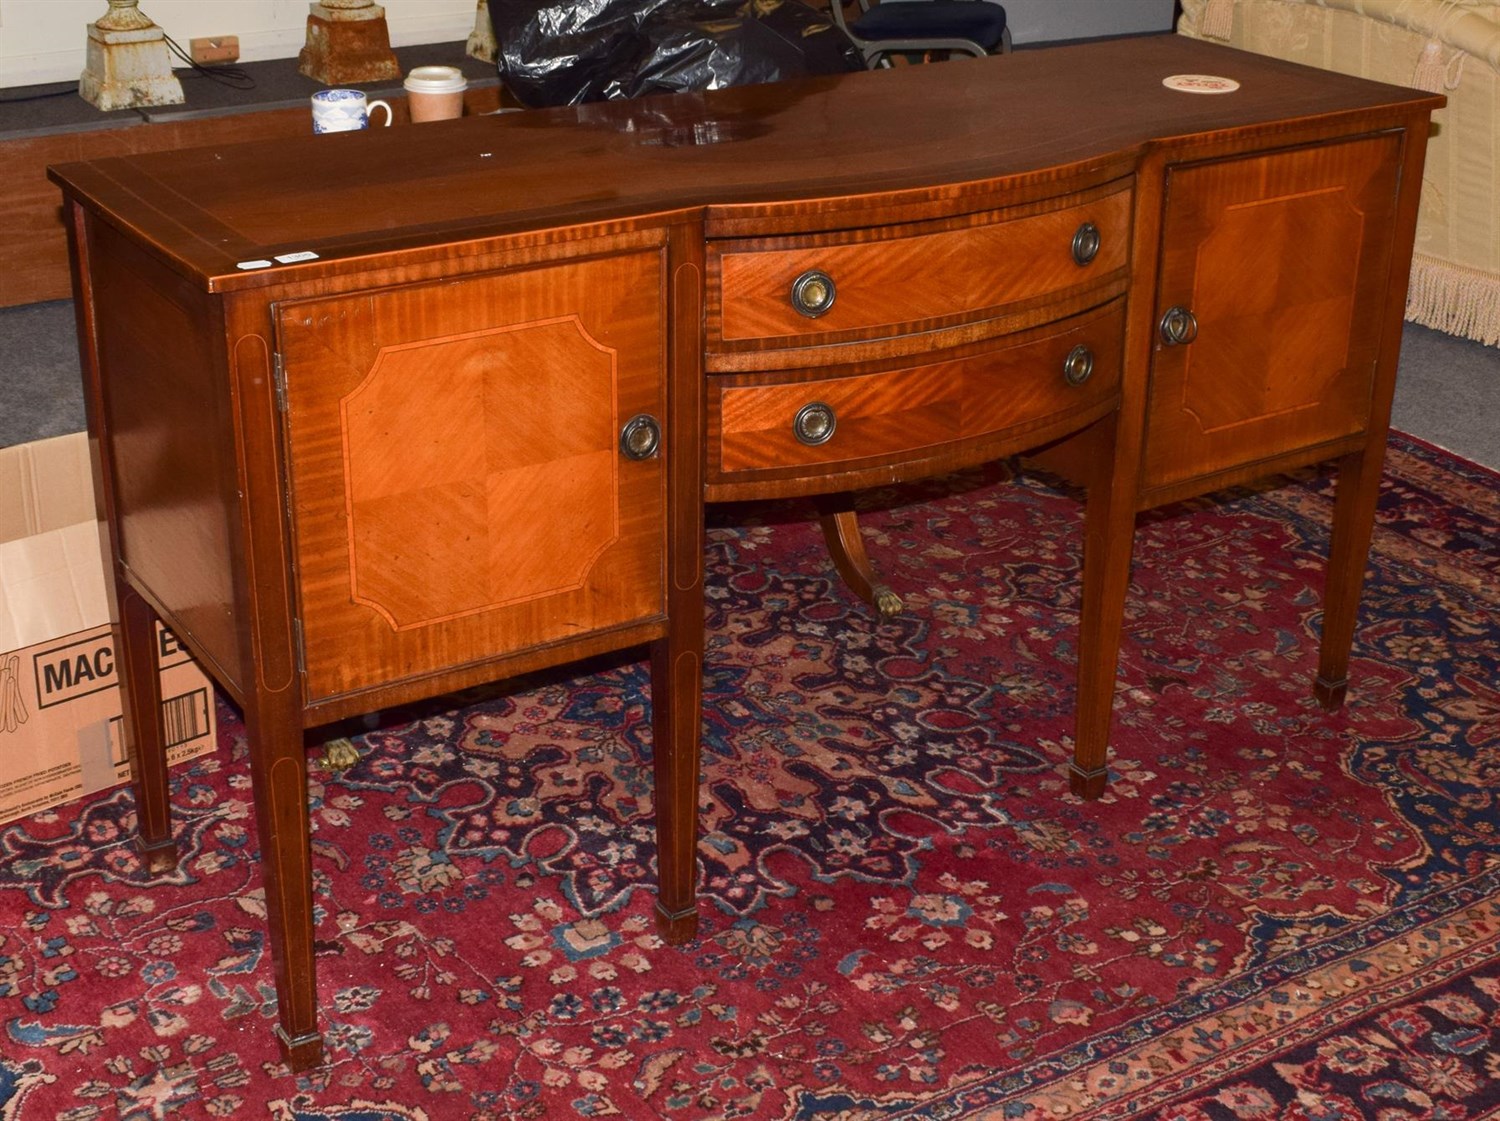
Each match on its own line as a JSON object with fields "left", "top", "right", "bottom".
{"left": 488, "top": 0, "right": 863, "bottom": 108}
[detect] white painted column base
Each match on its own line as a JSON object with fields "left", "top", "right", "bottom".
{"left": 78, "top": 16, "right": 184, "bottom": 111}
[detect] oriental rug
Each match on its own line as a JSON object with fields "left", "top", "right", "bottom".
{"left": 1, "top": 433, "right": 1497, "bottom": 1120}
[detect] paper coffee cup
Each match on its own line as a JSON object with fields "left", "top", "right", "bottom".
{"left": 404, "top": 66, "right": 467, "bottom": 123}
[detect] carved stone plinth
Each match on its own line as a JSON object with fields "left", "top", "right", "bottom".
{"left": 298, "top": 0, "right": 400, "bottom": 85}
{"left": 78, "top": 0, "right": 184, "bottom": 111}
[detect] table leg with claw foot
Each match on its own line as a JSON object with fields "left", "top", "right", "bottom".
{"left": 818, "top": 497, "right": 903, "bottom": 619}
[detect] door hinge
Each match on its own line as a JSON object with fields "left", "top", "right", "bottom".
{"left": 273, "top": 351, "right": 288, "bottom": 413}
{"left": 292, "top": 617, "right": 306, "bottom": 675}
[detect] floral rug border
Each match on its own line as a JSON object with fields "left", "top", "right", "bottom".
{"left": 785, "top": 860, "right": 1500, "bottom": 1117}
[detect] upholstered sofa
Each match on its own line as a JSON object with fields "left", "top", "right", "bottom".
{"left": 1178, "top": 0, "right": 1500, "bottom": 347}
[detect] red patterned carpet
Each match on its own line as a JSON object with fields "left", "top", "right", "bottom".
{"left": 2, "top": 434, "right": 1497, "bottom": 1119}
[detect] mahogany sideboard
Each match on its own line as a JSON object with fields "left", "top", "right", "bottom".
{"left": 48, "top": 35, "right": 1440, "bottom": 1069}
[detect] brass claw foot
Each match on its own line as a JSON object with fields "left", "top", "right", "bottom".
{"left": 873, "top": 587, "right": 904, "bottom": 618}
{"left": 819, "top": 503, "right": 905, "bottom": 621}
{"left": 322, "top": 736, "right": 361, "bottom": 772}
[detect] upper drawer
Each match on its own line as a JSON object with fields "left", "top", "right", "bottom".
{"left": 707, "top": 181, "right": 1131, "bottom": 363}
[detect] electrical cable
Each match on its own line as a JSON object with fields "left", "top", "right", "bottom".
{"left": 0, "top": 83, "right": 77, "bottom": 104}
{"left": 161, "top": 32, "right": 257, "bottom": 90}
{"left": 0, "top": 33, "right": 257, "bottom": 103}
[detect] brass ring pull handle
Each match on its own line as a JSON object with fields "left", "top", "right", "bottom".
{"left": 619, "top": 414, "right": 662, "bottom": 460}
{"left": 1071, "top": 221, "right": 1101, "bottom": 266}
{"left": 1159, "top": 305, "right": 1199, "bottom": 346}
{"left": 793, "top": 402, "right": 837, "bottom": 446}
{"left": 1063, "top": 344, "right": 1095, "bottom": 386}
{"left": 790, "top": 269, "right": 837, "bottom": 318}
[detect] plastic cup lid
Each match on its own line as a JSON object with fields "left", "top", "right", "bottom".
{"left": 404, "top": 66, "right": 467, "bottom": 93}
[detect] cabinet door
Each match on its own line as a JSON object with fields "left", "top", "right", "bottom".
{"left": 275, "top": 245, "right": 666, "bottom": 702}
{"left": 1143, "top": 135, "right": 1401, "bottom": 495}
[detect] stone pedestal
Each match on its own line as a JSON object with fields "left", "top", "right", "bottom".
{"left": 78, "top": 0, "right": 185, "bottom": 111}
{"left": 298, "top": 0, "right": 400, "bottom": 85}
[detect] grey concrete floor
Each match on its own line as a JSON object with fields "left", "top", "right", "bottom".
{"left": 1388, "top": 323, "right": 1500, "bottom": 469}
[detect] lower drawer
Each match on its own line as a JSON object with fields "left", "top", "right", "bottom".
{"left": 709, "top": 300, "right": 1124, "bottom": 487}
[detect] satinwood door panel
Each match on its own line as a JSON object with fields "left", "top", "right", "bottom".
{"left": 275, "top": 245, "right": 667, "bottom": 703}
{"left": 1143, "top": 135, "right": 1401, "bottom": 493}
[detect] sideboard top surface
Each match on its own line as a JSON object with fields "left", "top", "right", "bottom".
{"left": 49, "top": 34, "right": 1441, "bottom": 293}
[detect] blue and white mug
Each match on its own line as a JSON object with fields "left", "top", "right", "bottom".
{"left": 310, "top": 88, "right": 393, "bottom": 134}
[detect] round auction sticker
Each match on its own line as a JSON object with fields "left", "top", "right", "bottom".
{"left": 1163, "top": 73, "right": 1241, "bottom": 93}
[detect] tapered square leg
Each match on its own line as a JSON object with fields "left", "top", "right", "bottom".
{"left": 654, "top": 242, "right": 705, "bottom": 944}
{"left": 245, "top": 687, "right": 323, "bottom": 1071}
{"left": 651, "top": 632, "right": 703, "bottom": 944}
{"left": 115, "top": 585, "right": 178, "bottom": 873}
{"left": 1069, "top": 415, "right": 1138, "bottom": 801}
{"left": 1315, "top": 448, "right": 1383, "bottom": 712}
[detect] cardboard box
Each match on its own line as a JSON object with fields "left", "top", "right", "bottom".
{"left": 0, "top": 433, "right": 216, "bottom": 826}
